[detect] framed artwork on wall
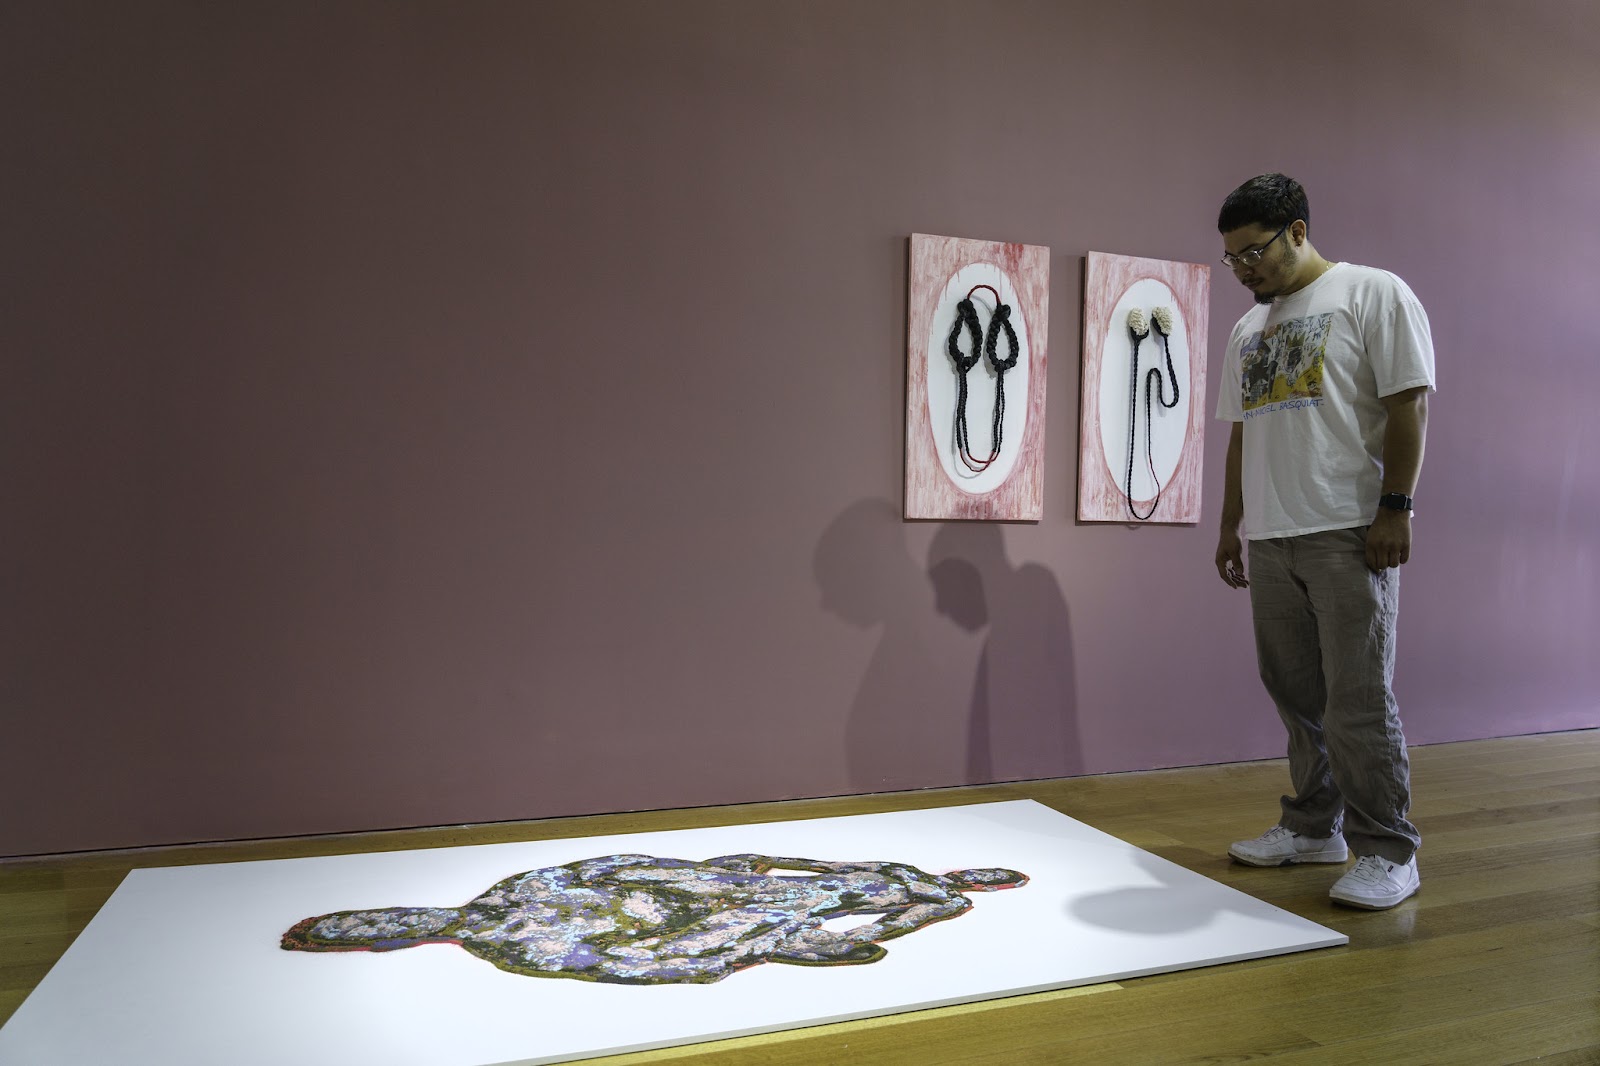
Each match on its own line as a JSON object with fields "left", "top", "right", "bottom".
{"left": 905, "top": 234, "right": 1050, "bottom": 521}
{"left": 1077, "top": 251, "right": 1211, "bottom": 524}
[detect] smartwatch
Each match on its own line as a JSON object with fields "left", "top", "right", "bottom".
{"left": 1378, "top": 492, "right": 1413, "bottom": 512}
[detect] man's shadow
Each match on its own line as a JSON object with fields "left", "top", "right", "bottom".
{"left": 814, "top": 500, "right": 971, "bottom": 792}
{"left": 1068, "top": 850, "right": 1233, "bottom": 935}
{"left": 927, "top": 522, "right": 1083, "bottom": 783}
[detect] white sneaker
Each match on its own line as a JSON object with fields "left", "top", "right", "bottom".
{"left": 1329, "top": 854, "right": 1420, "bottom": 909}
{"left": 1228, "top": 825, "right": 1349, "bottom": 867}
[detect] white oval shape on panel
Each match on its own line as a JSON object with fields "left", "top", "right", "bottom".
{"left": 1096, "top": 278, "right": 1192, "bottom": 503}
{"left": 925, "top": 263, "right": 1031, "bottom": 496}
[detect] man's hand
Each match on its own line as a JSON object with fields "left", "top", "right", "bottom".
{"left": 1216, "top": 528, "right": 1249, "bottom": 588}
{"left": 1365, "top": 509, "right": 1412, "bottom": 571}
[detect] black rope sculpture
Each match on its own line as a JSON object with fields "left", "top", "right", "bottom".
{"left": 947, "top": 294, "right": 985, "bottom": 470}
{"left": 946, "top": 284, "right": 1020, "bottom": 474}
{"left": 1124, "top": 306, "right": 1182, "bottom": 521}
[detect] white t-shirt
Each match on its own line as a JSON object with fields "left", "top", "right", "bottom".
{"left": 1215, "top": 262, "right": 1436, "bottom": 540}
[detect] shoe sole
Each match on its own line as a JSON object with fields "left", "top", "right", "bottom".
{"left": 1228, "top": 848, "right": 1349, "bottom": 867}
{"left": 1330, "top": 883, "right": 1419, "bottom": 910}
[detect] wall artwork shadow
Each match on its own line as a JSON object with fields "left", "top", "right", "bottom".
{"left": 815, "top": 499, "right": 974, "bottom": 792}
{"left": 283, "top": 853, "right": 1028, "bottom": 985}
{"left": 927, "top": 523, "right": 1082, "bottom": 782}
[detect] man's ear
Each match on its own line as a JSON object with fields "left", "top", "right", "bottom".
{"left": 1291, "top": 219, "right": 1308, "bottom": 245}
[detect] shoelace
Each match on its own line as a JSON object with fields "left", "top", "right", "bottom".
{"left": 1346, "top": 856, "right": 1394, "bottom": 883}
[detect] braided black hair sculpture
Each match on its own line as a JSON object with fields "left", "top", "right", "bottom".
{"left": 946, "top": 296, "right": 986, "bottom": 471}
{"left": 983, "top": 300, "right": 1020, "bottom": 470}
{"left": 1124, "top": 306, "right": 1182, "bottom": 520}
{"left": 946, "top": 284, "right": 1018, "bottom": 474}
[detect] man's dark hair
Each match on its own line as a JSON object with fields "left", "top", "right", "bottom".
{"left": 1218, "top": 173, "right": 1309, "bottom": 234}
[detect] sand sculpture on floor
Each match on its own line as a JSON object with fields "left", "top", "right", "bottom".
{"left": 283, "top": 853, "right": 1028, "bottom": 985}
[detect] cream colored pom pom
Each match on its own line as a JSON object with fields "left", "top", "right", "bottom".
{"left": 1151, "top": 306, "right": 1175, "bottom": 336}
{"left": 1126, "top": 308, "right": 1149, "bottom": 338}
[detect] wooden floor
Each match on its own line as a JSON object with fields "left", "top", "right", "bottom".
{"left": 2, "top": 730, "right": 1596, "bottom": 1064}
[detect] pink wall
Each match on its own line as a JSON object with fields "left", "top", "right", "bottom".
{"left": 4, "top": 1, "right": 1596, "bottom": 856}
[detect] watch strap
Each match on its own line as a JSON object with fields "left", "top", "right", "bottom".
{"left": 1378, "top": 492, "right": 1413, "bottom": 511}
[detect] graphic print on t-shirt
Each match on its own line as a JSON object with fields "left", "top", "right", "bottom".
{"left": 1240, "top": 312, "right": 1332, "bottom": 417}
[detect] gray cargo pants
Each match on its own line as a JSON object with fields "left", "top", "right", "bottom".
{"left": 1248, "top": 526, "right": 1420, "bottom": 863}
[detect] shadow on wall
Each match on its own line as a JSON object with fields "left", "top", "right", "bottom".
{"left": 814, "top": 499, "right": 972, "bottom": 793}
{"left": 928, "top": 522, "right": 1082, "bottom": 783}
{"left": 813, "top": 498, "right": 1081, "bottom": 795}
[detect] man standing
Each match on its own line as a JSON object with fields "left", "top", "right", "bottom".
{"left": 1213, "top": 174, "right": 1435, "bottom": 910}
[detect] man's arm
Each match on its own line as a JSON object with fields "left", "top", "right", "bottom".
{"left": 1364, "top": 386, "right": 1429, "bottom": 571}
{"left": 1215, "top": 421, "right": 1248, "bottom": 588}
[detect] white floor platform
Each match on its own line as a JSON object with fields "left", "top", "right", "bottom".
{"left": 0, "top": 801, "right": 1345, "bottom": 1066}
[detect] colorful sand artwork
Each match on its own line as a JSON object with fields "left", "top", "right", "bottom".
{"left": 284, "top": 853, "right": 1028, "bottom": 985}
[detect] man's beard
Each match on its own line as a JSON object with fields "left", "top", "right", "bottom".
{"left": 1251, "top": 246, "right": 1299, "bottom": 304}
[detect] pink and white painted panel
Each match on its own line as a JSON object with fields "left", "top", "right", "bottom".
{"left": 906, "top": 234, "right": 1049, "bottom": 521}
{"left": 1078, "top": 252, "right": 1211, "bottom": 524}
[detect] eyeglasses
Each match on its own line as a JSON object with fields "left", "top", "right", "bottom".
{"left": 1221, "top": 222, "right": 1290, "bottom": 269}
